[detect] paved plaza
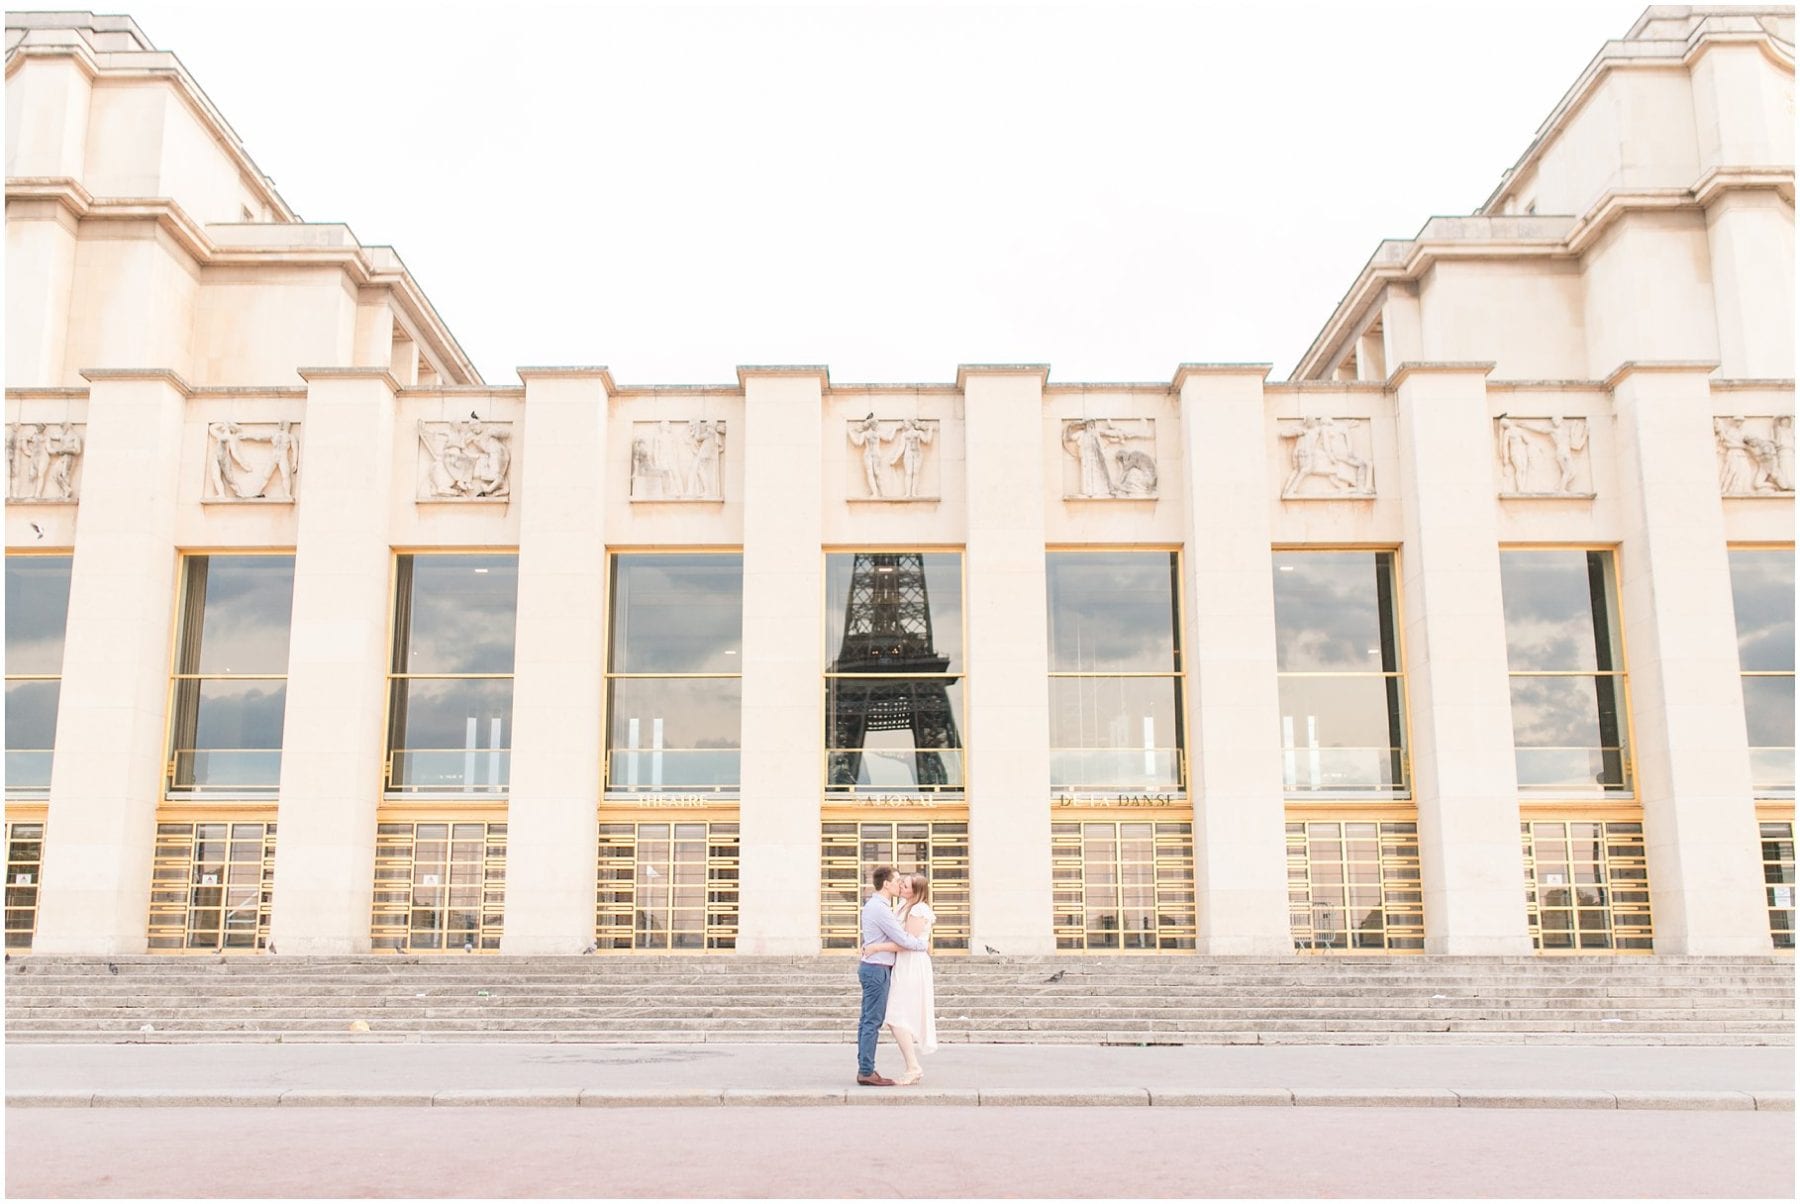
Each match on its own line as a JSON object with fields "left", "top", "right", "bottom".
{"left": 6, "top": 1040, "right": 1792, "bottom": 1108}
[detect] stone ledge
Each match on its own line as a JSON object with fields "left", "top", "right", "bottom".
{"left": 431, "top": 1088, "right": 579, "bottom": 1107}
{"left": 578, "top": 1088, "right": 723, "bottom": 1107}
{"left": 976, "top": 1088, "right": 1150, "bottom": 1106}
{"left": 279, "top": 1089, "right": 434, "bottom": 1107}
{"left": 7, "top": 1087, "right": 1785, "bottom": 1112}
{"left": 1453, "top": 1089, "right": 1618, "bottom": 1109}
{"left": 1292, "top": 1087, "right": 1459, "bottom": 1108}
{"left": 1148, "top": 1088, "right": 1292, "bottom": 1107}
{"left": 1611, "top": 1090, "right": 1755, "bottom": 1111}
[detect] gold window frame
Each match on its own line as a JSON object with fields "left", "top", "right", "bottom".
{"left": 1050, "top": 816, "right": 1196, "bottom": 952}
{"left": 595, "top": 813, "right": 740, "bottom": 951}
{"left": 4, "top": 551, "right": 74, "bottom": 799}
{"left": 1285, "top": 816, "right": 1424, "bottom": 953}
{"left": 1520, "top": 818, "right": 1654, "bottom": 953}
{"left": 371, "top": 819, "right": 507, "bottom": 951}
{"left": 146, "top": 817, "right": 276, "bottom": 952}
{"left": 820, "top": 814, "right": 971, "bottom": 953}
{"left": 1045, "top": 546, "right": 1189, "bottom": 795}
{"left": 5, "top": 814, "right": 46, "bottom": 949}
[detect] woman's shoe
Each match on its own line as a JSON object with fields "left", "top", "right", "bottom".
{"left": 897, "top": 1068, "right": 923, "bottom": 1086}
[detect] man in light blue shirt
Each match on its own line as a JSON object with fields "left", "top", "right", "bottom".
{"left": 855, "top": 864, "right": 929, "bottom": 1086}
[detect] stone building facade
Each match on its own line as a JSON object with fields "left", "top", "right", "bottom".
{"left": 4, "top": 8, "right": 1793, "bottom": 958}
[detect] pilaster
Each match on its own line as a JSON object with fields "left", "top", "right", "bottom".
{"left": 501, "top": 370, "right": 612, "bottom": 953}
{"left": 1173, "top": 365, "right": 1293, "bottom": 954}
{"left": 1608, "top": 361, "right": 1770, "bottom": 953}
{"left": 267, "top": 368, "right": 399, "bottom": 954}
{"left": 961, "top": 365, "right": 1055, "bottom": 954}
{"left": 735, "top": 367, "right": 827, "bottom": 953}
{"left": 33, "top": 369, "right": 189, "bottom": 953}
{"left": 1389, "top": 362, "right": 1532, "bottom": 954}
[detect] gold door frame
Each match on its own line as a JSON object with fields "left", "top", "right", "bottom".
{"left": 595, "top": 805, "right": 740, "bottom": 952}
{"left": 147, "top": 816, "right": 277, "bottom": 953}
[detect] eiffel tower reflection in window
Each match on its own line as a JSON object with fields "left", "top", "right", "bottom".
{"left": 825, "top": 552, "right": 964, "bottom": 792}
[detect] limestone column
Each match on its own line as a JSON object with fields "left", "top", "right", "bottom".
{"left": 1389, "top": 362, "right": 1531, "bottom": 954}
{"left": 961, "top": 365, "right": 1054, "bottom": 955}
{"left": 1174, "top": 365, "right": 1293, "bottom": 954}
{"left": 1608, "top": 361, "right": 1769, "bottom": 953}
{"left": 1702, "top": 188, "right": 1795, "bottom": 380}
{"left": 268, "top": 368, "right": 399, "bottom": 954}
{"left": 501, "top": 369, "right": 612, "bottom": 954}
{"left": 32, "top": 369, "right": 190, "bottom": 954}
{"left": 735, "top": 367, "right": 826, "bottom": 954}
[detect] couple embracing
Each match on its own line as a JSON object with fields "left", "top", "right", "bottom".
{"left": 854, "top": 865, "right": 938, "bottom": 1087}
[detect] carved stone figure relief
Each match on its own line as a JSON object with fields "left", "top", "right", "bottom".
{"left": 1494, "top": 414, "right": 1593, "bottom": 497}
{"left": 1715, "top": 415, "right": 1794, "bottom": 495}
{"left": 1279, "top": 416, "right": 1375, "bottom": 498}
{"left": 417, "top": 419, "right": 512, "bottom": 500}
{"left": 630, "top": 419, "right": 726, "bottom": 501}
{"left": 1061, "top": 418, "right": 1157, "bottom": 499}
{"left": 846, "top": 415, "right": 938, "bottom": 501}
{"left": 202, "top": 420, "right": 300, "bottom": 502}
{"left": 5, "top": 422, "right": 84, "bottom": 502}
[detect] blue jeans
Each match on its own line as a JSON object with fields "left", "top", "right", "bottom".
{"left": 856, "top": 961, "right": 892, "bottom": 1076}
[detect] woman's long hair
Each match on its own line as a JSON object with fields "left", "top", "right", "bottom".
{"left": 905, "top": 872, "right": 930, "bottom": 910}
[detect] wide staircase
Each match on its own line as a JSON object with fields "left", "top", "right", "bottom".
{"left": 5, "top": 955, "right": 1792, "bottom": 1045}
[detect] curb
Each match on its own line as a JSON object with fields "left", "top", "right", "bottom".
{"left": 6, "top": 1088, "right": 1790, "bottom": 1112}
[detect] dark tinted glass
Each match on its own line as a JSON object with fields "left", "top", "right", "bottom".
{"left": 824, "top": 552, "right": 962, "bottom": 674}
{"left": 1729, "top": 549, "right": 1795, "bottom": 673}
{"left": 4, "top": 556, "right": 72, "bottom": 675}
{"left": 182, "top": 556, "right": 295, "bottom": 675}
{"left": 1272, "top": 551, "right": 1398, "bottom": 672}
{"left": 395, "top": 554, "right": 519, "bottom": 674}
{"left": 1500, "top": 550, "right": 1619, "bottom": 672}
{"left": 1046, "top": 551, "right": 1179, "bottom": 673}
{"left": 610, "top": 554, "right": 743, "bottom": 674}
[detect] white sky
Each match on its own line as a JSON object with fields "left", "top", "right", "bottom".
{"left": 119, "top": 0, "right": 1648, "bottom": 386}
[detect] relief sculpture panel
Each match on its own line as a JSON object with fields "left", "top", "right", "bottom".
{"left": 1061, "top": 418, "right": 1157, "bottom": 499}
{"left": 1279, "top": 416, "right": 1374, "bottom": 498}
{"left": 847, "top": 415, "right": 938, "bottom": 501}
{"left": 1715, "top": 415, "right": 1794, "bottom": 496}
{"left": 1494, "top": 415, "right": 1593, "bottom": 497}
{"left": 417, "top": 419, "right": 512, "bottom": 501}
{"left": 630, "top": 419, "right": 726, "bottom": 501}
{"left": 5, "top": 422, "right": 84, "bottom": 502}
{"left": 204, "top": 420, "right": 300, "bottom": 502}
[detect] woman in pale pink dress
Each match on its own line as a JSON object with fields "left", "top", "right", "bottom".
{"left": 861, "top": 872, "right": 937, "bottom": 1084}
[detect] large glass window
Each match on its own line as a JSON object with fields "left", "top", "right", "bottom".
{"left": 1050, "top": 820, "right": 1195, "bottom": 950}
{"left": 147, "top": 821, "right": 275, "bottom": 951}
{"left": 1272, "top": 551, "right": 1408, "bottom": 796}
{"left": 371, "top": 821, "right": 505, "bottom": 950}
{"left": 1728, "top": 549, "right": 1794, "bottom": 797}
{"left": 597, "top": 821, "right": 739, "bottom": 950}
{"left": 1521, "top": 820, "right": 1653, "bottom": 952}
{"left": 387, "top": 554, "right": 518, "bottom": 793}
{"left": 607, "top": 554, "right": 742, "bottom": 792}
{"left": 5, "top": 555, "right": 72, "bottom": 794}
{"left": 1286, "top": 820, "right": 1423, "bottom": 952}
{"left": 1499, "top": 550, "right": 1632, "bottom": 795}
{"left": 168, "top": 555, "right": 295, "bottom": 794}
{"left": 824, "top": 552, "right": 963, "bottom": 792}
{"left": 1046, "top": 551, "right": 1184, "bottom": 791}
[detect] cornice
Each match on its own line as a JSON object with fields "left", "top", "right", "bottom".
{"left": 1602, "top": 360, "right": 1721, "bottom": 391}
{"left": 78, "top": 368, "right": 195, "bottom": 395}
{"left": 296, "top": 367, "right": 403, "bottom": 391}
{"left": 4, "top": 182, "right": 483, "bottom": 387}
{"left": 1293, "top": 171, "right": 1794, "bottom": 383}
{"left": 4, "top": 387, "right": 89, "bottom": 400}
{"left": 1478, "top": 23, "right": 1794, "bottom": 216}
{"left": 735, "top": 365, "right": 831, "bottom": 390}
{"left": 1385, "top": 362, "right": 1497, "bottom": 390}
{"left": 954, "top": 364, "right": 1050, "bottom": 390}
{"left": 5, "top": 35, "right": 295, "bottom": 221}
{"left": 1710, "top": 378, "right": 1796, "bottom": 391}
{"left": 1171, "top": 363, "right": 1273, "bottom": 390}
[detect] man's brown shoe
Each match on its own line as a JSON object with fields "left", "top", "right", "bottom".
{"left": 856, "top": 1073, "right": 895, "bottom": 1086}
